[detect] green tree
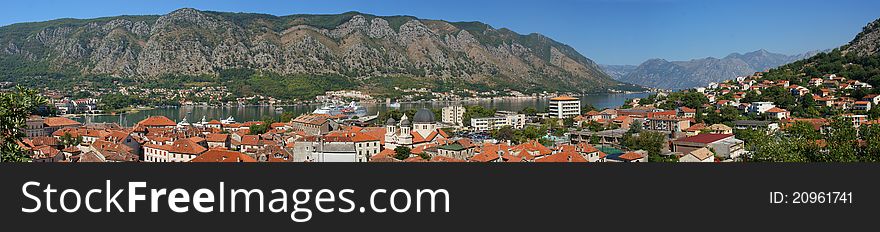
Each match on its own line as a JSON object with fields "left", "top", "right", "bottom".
{"left": 394, "top": 146, "right": 412, "bottom": 160}
{"left": 491, "top": 126, "right": 515, "bottom": 142}
{"left": 60, "top": 132, "right": 83, "bottom": 148}
{"left": 621, "top": 131, "right": 665, "bottom": 157}
{"left": 1, "top": 87, "right": 48, "bottom": 162}
{"left": 785, "top": 121, "right": 821, "bottom": 140}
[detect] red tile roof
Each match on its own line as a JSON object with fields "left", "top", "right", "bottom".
{"left": 618, "top": 152, "right": 645, "bottom": 161}
{"left": 43, "top": 117, "right": 81, "bottom": 127}
{"left": 191, "top": 149, "right": 256, "bottom": 162}
{"left": 168, "top": 138, "right": 207, "bottom": 155}
{"left": 205, "top": 133, "right": 229, "bottom": 143}
{"left": 137, "top": 116, "right": 176, "bottom": 127}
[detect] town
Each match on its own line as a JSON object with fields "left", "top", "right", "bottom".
{"left": 11, "top": 69, "right": 880, "bottom": 163}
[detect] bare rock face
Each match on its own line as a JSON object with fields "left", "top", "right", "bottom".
{"left": 0, "top": 8, "right": 620, "bottom": 92}
{"left": 845, "top": 18, "right": 880, "bottom": 57}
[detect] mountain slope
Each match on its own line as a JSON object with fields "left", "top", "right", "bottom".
{"left": 604, "top": 49, "right": 823, "bottom": 90}
{"left": 599, "top": 64, "right": 636, "bottom": 80}
{"left": 0, "top": 8, "right": 628, "bottom": 94}
{"left": 764, "top": 18, "right": 880, "bottom": 88}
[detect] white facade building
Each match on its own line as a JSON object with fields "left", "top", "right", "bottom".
{"left": 548, "top": 96, "right": 581, "bottom": 119}
{"left": 442, "top": 105, "right": 466, "bottom": 126}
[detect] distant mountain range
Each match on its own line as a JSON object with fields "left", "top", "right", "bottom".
{"left": 0, "top": 8, "right": 637, "bottom": 97}
{"left": 602, "top": 49, "right": 828, "bottom": 90}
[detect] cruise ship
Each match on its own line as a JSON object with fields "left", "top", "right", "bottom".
{"left": 312, "top": 101, "right": 368, "bottom": 117}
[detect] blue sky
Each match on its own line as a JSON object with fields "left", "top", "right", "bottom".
{"left": 2, "top": 0, "right": 878, "bottom": 65}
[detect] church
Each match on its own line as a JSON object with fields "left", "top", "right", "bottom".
{"left": 383, "top": 108, "right": 449, "bottom": 150}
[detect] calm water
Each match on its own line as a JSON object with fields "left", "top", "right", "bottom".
{"left": 75, "top": 93, "right": 650, "bottom": 126}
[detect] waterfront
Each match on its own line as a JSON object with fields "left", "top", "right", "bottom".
{"left": 74, "top": 93, "right": 651, "bottom": 126}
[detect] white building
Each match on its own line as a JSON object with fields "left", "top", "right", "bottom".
{"left": 470, "top": 111, "right": 526, "bottom": 132}
{"left": 548, "top": 96, "right": 581, "bottom": 119}
{"left": 441, "top": 105, "right": 466, "bottom": 126}
{"left": 748, "top": 102, "right": 776, "bottom": 114}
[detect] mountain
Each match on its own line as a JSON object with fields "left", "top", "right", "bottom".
{"left": 603, "top": 49, "right": 825, "bottom": 90}
{"left": 843, "top": 18, "right": 880, "bottom": 57}
{"left": 765, "top": 17, "right": 880, "bottom": 88}
{"left": 0, "top": 8, "right": 631, "bottom": 96}
{"left": 599, "top": 64, "right": 637, "bottom": 80}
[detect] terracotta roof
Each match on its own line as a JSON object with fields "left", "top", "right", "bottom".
{"left": 618, "top": 152, "right": 645, "bottom": 161}
{"left": 766, "top": 107, "right": 787, "bottom": 113}
{"left": 685, "top": 123, "right": 706, "bottom": 132}
{"left": 470, "top": 143, "right": 508, "bottom": 162}
{"left": 550, "top": 96, "right": 578, "bottom": 101}
{"left": 207, "top": 120, "right": 222, "bottom": 125}
{"left": 240, "top": 135, "right": 261, "bottom": 146}
{"left": 168, "top": 138, "right": 207, "bottom": 155}
{"left": 138, "top": 116, "right": 176, "bottom": 127}
{"left": 43, "top": 117, "right": 81, "bottom": 127}
{"left": 535, "top": 151, "right": 588, "bottom": 162}
{"left": 191, "top": 149, "right": 256, "bottom": 162}
{"left": 370, "top": 149, "right": 399, "bottom": 162}
{"left": 403, "top": 156, "right": 428, "bottom": 162}
{"left": 78, "top": 151, "right": 105, "bottom": 162}
{"left": 678, "top": 107, "right": 696, "bottom": 113}
{"left": 205, "top": 133, "right": 229, "bottom": 142}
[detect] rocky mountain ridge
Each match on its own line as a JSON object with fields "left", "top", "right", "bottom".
{"left": 0, "top": 8, "right": 627, "bottom": 93}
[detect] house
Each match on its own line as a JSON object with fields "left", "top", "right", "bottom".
{"left": 672, "top": 134, "right": 745, "bottom": 160}
{"left": 26, "top": 115, "right": 46, "bottom": 138}
{"left": 678, "top": 147, "right": 715, "bottom": 162}
{"left": 644, "top": 117, "right": 690, "bottom": 137}
{"left": 143, "top": 138, "right": 207, "bottom": 162}
{"left": 205, "top": 133, "right": 230, "bottom": 149}
{"left": 573, "top": 142, "right": 603, "bottom": 162}
{"left": 599, "top": 109, "right": 618, "bottom": 120}
{"left": 684, "top": 123, "right": 706, "bottom": 136}
{"left": 534, "top": 150, "right": 588, "bottom": 162}
{"left": 853, "top": 101, "right": 872, "bottom": 111}
{"left": 469, "top": 143, "right": 510, "bottom": 162}
{"left": 239, "top": 135, "right": 264, "bottom": 154}
{"left": 611, "top": 116, "right": 633, "bottom": 129}
{"left": 677, "top": 107, "right": 696, "bottom": 118}
{"left": 324, "top": 129, "right": 381, "bottom": 162}
{"left": 863, "top": 94, "right": 880, "bottom": 105}
{"left": 89, "top": 140, "right": 139, "bottom": 162}
{"left": 436, "top": 139, "right": 477, "bottom": 161}
{"left": 605, "top": 151, "right": 648, "bottom": 162}
{"left": 766, "top": 107, "right": 790, "bottom": 120}
{"left": 190, "top": 149, "right": 256, "bottom": 162}
{"left": 707, "top": 124, "right": 733, "bottom": 134}
{"left": 733, "top": 120, "right": 779, "bottom": 133}
{"left": 841, "top": 114, "right": 868, "bottom": 128}
{"left": 748, "top": 102, "right": 776, "bottom": 114}
{"left": 290, "top": 114, "right": 340, "bottom": 136}
{"left": 30, "top": 145, "right": 63, "bottom": 162}
{"left": 42, "top": 117, "right": 82, "bottom": 136}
